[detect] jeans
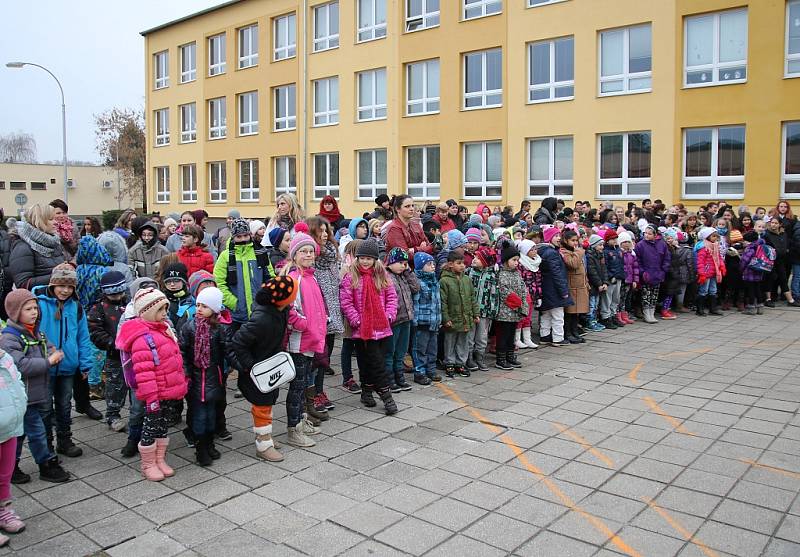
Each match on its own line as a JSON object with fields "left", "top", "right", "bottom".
{"left": 287, "top": 354, "right": 313, "bottom": 427}
{"left": 341, "top": 338, "right": 356, "bottom": 383}
{"left": 190, "top": 400, "right": 216, "bottom": 436}
{"left": 792, "top": 264, "right": 800, "bottom": 300}
{"left": 588, "top": 293, "right": 600, "bottom": 322}
{"left": 128, "top": 392, "right": 145, "bottom": 443}
{"left": 46, "top": 374, "right": 75, "bottom": 440}
{"left": 105, "top": 359, "right": 128, "bottom": 422}
{"left": 467, "top": 317, "right": 491, "bottom": 354}
{"left": 385, "top": 321, "right": 411, "bottom": 378}
{"left": 414, "top": 327, "right": 438, "bottom": 376}
{"left": 600, "top": 282, "right": 621, "bottom": 318}
{"left": 16, "top": 403, "right": 54, "bottom": 465}
{"left": 443, "top": 330, "right": 470, "bottom": 366}
{"left": 698, "top": 277, "right": 718, "bottom": 297}
{"left": 539, "top": 307, "right": 565, "bottom": 342}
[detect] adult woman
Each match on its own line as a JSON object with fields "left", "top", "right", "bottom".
{"left": 266, "top": 193, "right": 304, "bottom": 241}
{"left": 446, "top": 200, "right": 464, "bottom": 231}
{"left": 128, "top": 221, "right": 169, "bottom": 279}
{"left": 317, "top": 195, "right": 346, "bottom": 232}
{"left": 773, "top": 201, "right": 797, "bottom": 234}
{"left": 113, "top": 209, "right": 137, "bottom": 241}
{"left": 49, "top": 199, "right": 78, "bottom": 258}
{"left": 8, "top": 203, "right": 66, "bottom": 290}
{"left": 385, "top": 195, "right": 432, "bottom": 261}
{"left": 166, "top": 211, "right": 196, "bottom": 252}
{"left": 81, "top": 217, "right": 102, "bottom": 238}
{"left": 763, "top": 217, "right": 797, "bottom": 307}
{"left": 533, "top": 197, "right": 558, "bottom": 226}
{"left": 636, "top": 225, "right": 671, "bottom": 323}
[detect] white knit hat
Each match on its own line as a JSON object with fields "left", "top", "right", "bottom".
{"left": 249, "top": 220, "right": 266, "bottom": 236}
{"left": 698, "top": 226, "right": 717, "bottom": 241}
{"left": 617, "top": 230, "right": 634, "bottom": 244}
{"left": 196, "top": 286, "right": 224, "bottom": 314}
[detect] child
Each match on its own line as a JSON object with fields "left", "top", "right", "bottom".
{"left": 436, "top": 230, "right": 467, "bottom": 277}
{"left": 439, "top": 249, "right": 478, "bottom": 377}
{"left": 423, "top": 220, "right": 444, "bottom": 255}
{"left": 666, "top": 229, "right": 695, "bottom": 314}
{"left": 559, "top": 230, "right": 588, "bottom": 343}
{"left": 339, "top": 240, "right": 363, "bottom": 394}
{"left": 0, "top": 346, "right": 26, "bottom": 543}
{"left": 338, "top": 218, "right": 369, "bottom": 257}
{"left": 368, "top": 219, "right": 387, "bottom": 261}
{"left": 116, "top": 288, "right": 188, "bottom": 481}
{"left": 177, "top": 224, "right": 215, "bottom": 277}
{"left": 617, "top": 230, "right": 639, "bottom": 323}
{"left": 463, "top": 229, "right": 482, "bottom": 268}
{"left": 696, "top": 227, "right": 727, "bottom": 316}
{"left": 586, "top": 235, "right": 611, "bottom": 330}
{"left": 636, "top": 225, "right": 671, "bottom": 323}
{"left": 539, "top": 227, "right": 573, "bottom": 346}
{"left": 385, "top": 248, "right": 419, "bottom": 392}
{"left": 265, "top": 227, "right": 291, "bottom": 270}
{"left": 160, "top": 262, "right": 192, "bottom": 327}
{"left": 340, "top": 238, "right": 398, "bottom": 414}
{"left": 466, "top": 246, "right": 500, "bottom": 370}
{"left": 412, "top": 252, "right": 442, "bottom": 384}
{"left": 740, "top": 230, "right": 768, "bottom": 314}
{"left": 515, "top": 239, "right": 542, "bottom": 350}
{"left": 495, "top": 245, "right": 529, "bottom": 370}
{"left": 602, "top": 230, "right": 627, "bottom": 326}
{"left": 724, "top": 229, "right": 744, "bottom": 311}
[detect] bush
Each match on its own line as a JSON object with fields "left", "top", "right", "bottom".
{"left": 102, "top": 210, "right": 123, "bottom": 231}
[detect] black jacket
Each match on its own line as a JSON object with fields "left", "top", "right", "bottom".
{"left": 765, "top": 230, "right": 789, "bottom": 260}
{"left": 586, "top": 249, "right": 609, "bottom": 290}
{"left": 179, "top": 319, "right": 230, "bottom": 404}
{"left": 8, "top": 235, "right": 66, "bottom": 290}
{"left": 87, "top": 296, "right": 127, "bottom": 361}
{"left": 790, "top": 222, "right": 800, "bottom": 265}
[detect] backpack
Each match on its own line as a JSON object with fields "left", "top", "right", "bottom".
{"left": 120, "top": 333, "right": 159, "bottom": 389}
{"left": 748, "top": 243, "right": 776, "bottom": 272}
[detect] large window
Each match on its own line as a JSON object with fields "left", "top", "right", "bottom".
{"left": 314, "top": 2, "right": 339, "bottom": 52}
{"left": 406, "top": 59, "right": 440, "bottom": 115}
{"left": 180, "top": 164, "right": 197, "bottom": 203}
{"left": 238, "top": 91, "right": 258, "bottom": 135}
{"left": 598, "top": 132, "right": 651, "bottom": 197}
{"left": 685, "top": 9, "right": 747, "bottom": 87}
{"left": 180, "top": 43, "right": 196, "bottom": 83}
{"left": 464, "top": 0, "right": 501, "bottom": 20}
{"left": 464, "top": 49, "right": 502, "bottom": 109}
{"left": 358, "top": 68, "right": 387, "bottom": 121}
{"left": 787, "top": 1, "right": 800, "bottom": 77}
{"left": 154, "top": 51, "right": 169, "bottom": 89}
{"left": 358, "top": 0, "right": 387, "bottom": 42}
{"left": 407, "top": 145, "right": 440, "bottom": 199}
{"left": 154, "top": 108, "right": 169, "bottom": 146}
{"left": 528, "top": 136, "right": 573, "bottom": 198}
{"left": 463, "top": 141, "right": 502, "bottom": 198}
{"left": 528, "top": 36, "right": 574, "bottom": 103}
{"left": 238, "top": 24, "right": 258, "bottom": 68}
{"left": 313, "top": 152, "right": 340, "bottom": 199}
{"left": 208, "top": 33, "right": 227, "bottom": 76}
{"left": 209, "top": 161, "right": 227, "bottom": 202}
{"left": 313, "top": 77, "right": 339, "bottom": 126}
{"left": 683, "top": 126, "right": 745, "bottom": 197}
{"left": 274, "top": 84, "right": 296, "bottom": 131}
{"left": 155, "top": 166, "right": 170, "bottom": 203}
{"left": 275, "top": 156, "right": 297, "bottom": 196}
{"left": 239, "top": 159, "right": 259, "bottom": 202}
{"left": 406, "top": 0, "right": 439, "bottom": 32}
{"left": 274, "top": 14, "right": 296, "bottom": 60}
{"left": 358, "top": 149, "right": 388, "bottom": 199}
{"left": 600, "top": 24, "right": 652, "bottom": 95}
{"left": 782, "top": 122, "right": 800, "bottom": 196}
{"left": 180, "top": 103, "right": 196, "bottom": 143}
{"left": 209, "top": 97, "right": 227, "bottom": 139}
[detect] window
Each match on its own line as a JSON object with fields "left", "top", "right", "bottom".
{"left": 313, "top": 152, "right": 339, "bottom": 199}
{"left": 782, "top": 122, "right": 800, "bottom": 196}
{"left": 208, "top": 33, "right": 227, "bottom": 76}
{"left": 683, "top": 126, "right": 745, "bottom": 197}
{"left": 274, "top": 84, "right": 297, "bottom": 131}
{"left": 9, "top": 182, "right": 25, "bottom": 190}
{"left": 463, "top": 141, "right": 502, "bottom": 198}
{"left": 358, "top": 149, "right": 388, "bottom": 199}
{"left": 238, "top": 91, "right": 259, "bottom": 135}
{"left": 154, "top": 108, "right": 169, "bottom": 146}
{"left": 155, "top": 167, "right": 170, "bottom": 203}
{"left": 528, "top": 137, "right": 573, "bottom": 198}
{"left": 0, "top": 182, "right": 5, "bottom": 190}
{"left": 239, "top": 159, "right": 259, "bottom": 202}
{"left": 30, "top": 182, "right": 46, "bottom": 191}
{"left": 598, "top": 132, "right": 651, "bottom": 197}
{"left": 528, "top": 0, "right": 568, "bottom": 6}
{"left": 209, "top": 161, "right": 227, "bottom": 202}
{"left": 685, "top": 9, "right": 747, "bottom": 87}
{"left": 313, "top": 2, "right": 339, "bottom": 52}
{"left": 358, "top": 0, "right": 387, "bottom": 41}
{"left": 787, "top": 1, "right": 800, "bottom": 76}
{"left": 180, "top": 103, "right": 196, "bottom": 143}
{"left": 180, "top": 164, "right": 197, "bottom": 202}
{"left": 464, "top": 0, "right": 501, "bottom": 20}
{"left": 209, "top": 97, "right": 227, "bottom": 139}
{"left": 464, "top": 49, "right": 502, "bottom": 109}
{"left": 274, "top": 13, "right": 296, "bottom": 60}
{"left": 528, "top": 36, "right": 574, "bottom": 103}
{"left": 406, "top": 0, "right": 439, "bottom": 32}
{"left": 407, "top": 59, "right": 440, "bottom": 115}
{"left": 358, "top": 68, "right": 387, "bottom": 121}
{"left": 600, "top": 24, "right": 652, "bottom": 95}
{"left": 238, "top": 24, "right": 258, "bottom": 68}
{"left": 154, "top": 51, "right": 169, "bottom": 89}
{"left": 275, "top": 156, "right": 297, "bottom": 196}
{"left": 407, "top": 145, "right": 440, "bottom": 199}
{"left": 180, "top": 43, "right": 196, "bottom": 82}
{"left": 313, "top": 77, "right": 339, "bottom": 126}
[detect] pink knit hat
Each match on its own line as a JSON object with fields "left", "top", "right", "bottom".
{"left": 543, "top": 226, "right": 561, "bottom": 244}
{"left": 289, "top": 232, "right": 319, "bottom": 260}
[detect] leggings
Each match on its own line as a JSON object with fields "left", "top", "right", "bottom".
{"left": 0, "top": 437, "right": 16, "bottom": 502}
{"left": 494, "top": 321, "right": 517, "bottom": 354}
{"left": 287, "top": 354, "right": 313, "bottom": 428}
{"left": 641, "top": 284, "right": 660, "bottom": 309}
{"left": 745, "top": 282, "right": 765, "bottom": 306}
{"left": 767, "top": 258, "right": 790, "bottom": 299}
{"left": 620, "top": 283, "right": 634, "bottom": 312}
{"left": 141, "top": 407, "right": 167, "bottom": 446}
{"left": 314, "top": 334, "right": 335, "bottom": 395}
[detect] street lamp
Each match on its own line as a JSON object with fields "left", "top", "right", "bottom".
{"left": 5, "top": 61, "right": 68, "bottom": 204}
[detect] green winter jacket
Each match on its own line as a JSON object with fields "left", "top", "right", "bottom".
{"left": 214, "top": 242, "right": 263, "bottom": 323}
{"left": 439, "top": 269, "right": 479, "bottom": 332}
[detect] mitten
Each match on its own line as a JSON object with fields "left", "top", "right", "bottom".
{"left": 146, "top": 400, "right": 161, "bottom": 413}
{"left": 505, "top": 292, "right": 523, "bottom": 309}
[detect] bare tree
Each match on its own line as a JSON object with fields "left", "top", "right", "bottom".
{"left": 94, "top": 108, "right": 146, "bottom": 210}
{"left": 0, "top": 131, "right": 37, "bottom": 163}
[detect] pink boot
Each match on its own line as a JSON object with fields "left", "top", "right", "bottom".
{"left": 155, "top": 437, "right": 175, "bottom": 477}
{"left": 138, "top": 442, "right": 165, "bottom": 481}
{"left": 0, "top": 502, "right": 25, "bottom": 533}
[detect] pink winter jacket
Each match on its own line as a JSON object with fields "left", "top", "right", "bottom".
{"left": 339, "top": 272, "right": 398, "bottom": 340}
{"left": 286, "top": 266, "right": 328, "bottom": 355}
{"left": 116, "top": 318, "right": 187, "bottom": 405}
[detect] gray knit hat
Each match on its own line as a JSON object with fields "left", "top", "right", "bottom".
{"left": 356, "top": 238, "right": 380, "bottom": 259}
{"left": 230, "top": 218, "right": 250, "bottom": 237}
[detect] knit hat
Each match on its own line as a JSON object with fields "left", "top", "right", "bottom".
{"left": 196, "top": 286, "right": 224, "bottom": 314}
{"left": 475, "top": 246, "right": 497, "bottom": 268}
{"left": 293, "top": 221, "right": 309, "bottom": 235}
{"left": 133, "top": 288, "right": 169, "bottom": 321}
{"left": 447, "top": 248, "right": 465, "bottom": 262}
{"left": 589, "top": 234, "right": 605, "bottom": 248}
{"left": 617, "top": 230, "right": 634, "bottom": 244}
{"left": 729, "top": 229, "right": 744, "bottom": 244}
{"left": 501, "top": 244, "right": 520, "bottom": 264}
{"left": 227, "top": 209, "right": 241, "bottom": 219}
{"left": 255, "top": 276, "right": 298, "bottom": 309}
{"left": 543, "top": 227, "right": 561, "bottom": 244}
{"left": 129, "top": 277, "right": 158, "bottom": 298}
{"left": 100, "top": 271, "right": 127, "bottom": 295}
{"left": 230, "top": 218, "right": 250, "bottom": 237}
{"left": 468, "top": 214, "right": 483, "bottom": 227}
{"left": 163, "top": 217, "right": 177, "bottom": 230}
{"left": 698, "top": 226, "right": 717, "bottom": 241}
{"left": 356, "top": 238, "right": 380, "bottom": 260}
{"left": 386, "top": 247, "right": 408, "bottom": 266}
{"left": 414, "top": 252, "right": 435, "bottom": 270}
{"left": 447, "top": 230, "right": 467, "bottom": 250}
{"left": 465, "top": 228, "right": 482, "bottom": 243}
{"left": 289, "top": 232, "right": 319, "bottom": 260}
{"left": 49, "top": 263, "right": 77, "bottom": 288}
{"left": 4, "top": 288, "right": 36, "bottom": 324}
{"left": 249, "top": 220, "right": 266, "bottom": 236}
{"left": 188, "top": 270, "right": 216, "bottom": 298}
{"left": 375, "top": 194, "right": 390, "bottom": 206}
{"left": 743, "top": 231, "right": 759, "bottom": 242}
{"left": 516, "top": 239, "right": 535, "bottom": 258}
{"left": 602, "top": 228, "right": 618, "bottom": 242}
{"left": 162, "top": 262, "right": 189, "bottom": 286}
{"left": 267, "top": 227, "right": 288, "bottom": 249}
{"left": 662, "top": 227, "right": 679, "bottom": 241}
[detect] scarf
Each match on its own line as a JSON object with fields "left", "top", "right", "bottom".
{"left": 193, "top": 315, "right": 213, "bottom": 370}
{"left": 315, "top": 241, "right": 338, "bottom": 271}
{"left": 16, "top": 221, "right": 61, "bottom": 257}
{"left": 359, "top": 266, "right": 389, "bottom": 339}
{"left": 704, "top": 239, "right": 723, "bottom": 282}
{"left": 23, "top": 323, "right": 37, "bottom": 337}
{"left": 318, "top": 196, "right": 342, "bottom": 224}
{"left": 519, "top": 253, "right": 541, "bottom": 273}
{"left": 54, "top": 216, "right": 75, "bottom": 245}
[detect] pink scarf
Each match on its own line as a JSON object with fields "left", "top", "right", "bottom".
{"left": 704, "top": 240, "right": 723, "bottom": 282}
{"left": 193, "top": 316, "right": 213, "bottom": 370}
{"left": 359, "top": 267, "right": 389, "bottom": 339}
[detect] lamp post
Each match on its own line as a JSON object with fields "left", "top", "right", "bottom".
{"left": 6, "top": 62, "right": 68, "bottom": 204}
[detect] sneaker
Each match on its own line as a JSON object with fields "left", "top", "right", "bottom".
{"left": 456, "top": 366, "right": 471, "bottom": 377}
{"left": 790, "top": 300, "right": 800, "bottom": 308}
{"left": 445, "top": 365, "right": 456, "bottom": 378}
{"left": 765, "top": 300, "right": 776, "bottom": 308}
{"left": 396, "top": 378, "right": 413, "bottom": 391}
{"left": 465, "top": 360, "right": 479, "bottom": 372}
{"left": 539, "top": 334, "right": 553, "bottom": 344}
{"left": 0, "top": 504, "right": 25, "bottom": 533}
{"left": 216, "top": 429, "right": 233, "bottom": 441}
{"left": 182, "top": 427, "right": 196, "bottom": 448}
{"left": 56, "top": 440, "right": 83, "bottom": 458}
{"left": 10, "top": 464, "right": 30, "bottom": 485}
{"left": 39, "top": 457, "right": 69, "bottom": 483}
{"left": 550, "top": 339, "right": 570, "bottom": 347}
{"left": 320, "top": 392, "right": 335, "bottom": 410}
{"left": 108, "top": 418, "right": 128, "bottom": 432}
{"left": 312, "top": 394, "right": 328, "bottom": 413}
{"left": 588, "top": 321, "right": 606, "bottom": 332}
{"left": 324, "top": 366, "right": 335, "bottom": 376}
{"left": 342, "top": 378, "right": 362, "bottom": 394}
{"left": 390, "top": 383, "right": 403, "bottom": 394}
{"left": 414, "top": 374, "right": 431, "bottom": 386}
{"left": 575, "top": 326, "right": 588, "bottom": 336}
{"left": 659, "top": 309, "right": 677, "bottom": 320}
{"left": 299, "top": 416, "right": 321, "bottom": 435}
{"left": 427, "top": 372, "right": 442, "bottom": 382}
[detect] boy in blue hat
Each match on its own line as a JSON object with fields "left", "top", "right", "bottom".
{"left": 411, "top": 252, "right": 442, "bottom": 385}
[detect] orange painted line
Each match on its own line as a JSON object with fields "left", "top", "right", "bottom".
{"left": 643, "top": 396, "right": 696, "bottom": 436}
{"left": 435, "top": 383, "right": 641, "bottom": 557}
{"left": 628, "top": 362, "right": 643, "bottom": 383}
{"left": 553, "top": 423, "right": 615, "bottom": 468}
{"left": 643, "top": 498, "right": 719, "bottom": 557}
{"left": 740, "top": 458, "right": 800, "bottom": 480}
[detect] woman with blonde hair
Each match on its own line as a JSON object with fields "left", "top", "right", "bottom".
{"left": 113, "top": 209, "right": 137, "bottom": 241}
{"left": 8, "top": 203, "right": 67, "bottom": 289}
{"left": 265, "top": 193, "right": 304, "bottom": 243}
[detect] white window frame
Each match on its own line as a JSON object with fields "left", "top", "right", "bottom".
{"left": 154, "top": 50, "right": 169, "bottom": 89}
{"left": 239, "top": 159, "right": 260, "bottom": 202}
{"left": 180, "top": 164, "right": 197, "bottom": 203}
{"left": 357, "top": 149, "right": 388, "bottom": 200}
{"left": 527, "top": 136, "right": 574, "bottom": 199}
{"left": 208, "top": 33, "right": 227, "bottom": 76}
{"left": 274, "top": 84, "right": 297, "bottom": 131}
{"left": 406, "top": 145, "right": 440, "bottom": 199}
{"left": 357, "top": 68, "right": 387, "bottom": 122}
{"left": 180, "top": 103, "right": 196, "bottom": 143}
{"left": 209, "top": 161, "right": 227, "bottom": 203}
{"left": 274, "top": 156, "right": 297, "bottom": 197}
{"left": 313, "top": 77, "right": 339, "bottom": 126}
{"left": 406, "top": 59, "right": 440, "bottom": 116}
{"left": 180, "top": 43, "right": 196, "bottom": 83}
{"left": 682, "top": 126, "right": 746, "bottom": 199}
{"left": 406, "top": 0, "right": 440, "bottom": 32}
{"left": 463, "top": 0, "right": 502, "bottom": 20}
{"left": 597, "top": 132, "right": 652, "bottom": 199}
{"left": 599, "top": 24, "right": 652, "bottom": 96}
{"left": 463, "top": 48, "right": 503, "bottom": 110}
{"left": 154, "top": 108, "right": 169, "bottom": 146}
{"left": 238, "top": 91, "right": 259, "bottom": 136}
{"left": 274, "top": 13, "right": 297, "bottom": 60}
{"left": 238, "top": 24, "right": 259, "bottom": 68}
{"left": 313, "top": 152, "right": 340, "bottom": 199}
{"left": 528, "top": 0, "right": 568, "bottom": 7}
{"left": 787, "top": 1, "right": 800, "bottom": 77}
{"left": 313, "top": 2, "right": 340, "bottom": 52}
{"left": 528, "top": 36, "right": 574, "bottom": 103}
{"left": 155, "top": 166, "right": 170, "bottom": 203}
{"left": 358, "top": 0, "right": 387, "bottom": 42}
{"left": 684, "top": 9, "right": 748, "bottom": 88}
{"left": 463, "top": 141, "right": 502, "bottom": 199}
{"left": 209, "top": 97, "right": 227, "bottom": 139}
{"left": 781, "top": 121, "right": 800, "bottom": 198}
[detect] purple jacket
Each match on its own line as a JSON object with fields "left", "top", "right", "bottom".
{"left": 635, "top": 238, "right": 671, "bottom": 285}
{"left": 740, "top": 239, "right": 766, "bottom": 283}
{"left": 340, "top": 272, "right": 398, "bottom": 340}
{"left": 622, "top": 250, "right": 640, "bottom": 285}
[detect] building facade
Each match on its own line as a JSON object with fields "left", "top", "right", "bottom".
{"left": 142, "top": 0, "right": 800, "bottom": 219}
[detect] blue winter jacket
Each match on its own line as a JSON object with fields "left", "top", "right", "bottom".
{"left": 604, "top": 245, "right": 626, "bottom": 281}
{"left": 537, "top": 244, "right": 573, "bottom": 311}
{"left": 33, "top": 286, "right": 95, "bottom": 376}
{"left": 0, "top": 350, "right": 26, "bottom": 442}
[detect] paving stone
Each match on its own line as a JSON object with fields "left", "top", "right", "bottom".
{"left": 329, "top": 473, "right": 394, "bottom": 501}
{"left": 133, "top": 492, "right": 205, "bottom": 526}
{"left": 340, "top": 540, "right": 409, "bottom": 557}
{"left": 463, "top": 511, "right": 536, "bottom": 551}
{"left": 160, "top": 510, "right": 236, "bottom": 547}
{"left": 450, "top": 480, "right": 516, "bottom": 510}
{"left": 607, "top": 525, "right": 687, "bottom": 557}
{"left": 370, "top": 484, "right": 440, "bottom": 514}
{"left": 330, "top": 448, "right": 391, "bottom": 472}
{"left": 182, "top": 476, "right": 249, "bottom": 506}
{"left": 30, "top": 480, "right": 100, "bottom": 510}
{"left": 285, "top": 520, "right": 364, "bottom": 556}
{"left": 243, "top": 507, "right": 318, "bottom": 543}
{"left": 15, "top": 529, "right": 99, "bottom": 557}
{"left": 374, "top": 516, "right": 451, "bottom": 555}
{"left": 195, "top": 528, "right": 278, "bottom": 557}
{"left": 253, "top": 475, "right": 320, "bottom": 506}
{"left": 82, "top": 509, "right": 155, "bottom": 548}
{"left": 776, "top": 514, "right": 800, "bottom": 543}
{"left": 580, "top": 491, "right": 647, "bottom": 523}
{"left": 547, "top": 510, "right": 623, "bottom": 546}
{"left": 397, "top": 447, "right": 455, "bottom": 469}
{"left": 516, "top": 530, "right": 596, "bottom": 557}
{"left": 329, "top": 501, "right": 404, "bottom": 537}
{"left": 107, "top": 479, "right": 174, "bottom": 507}
{"left": 289, "top": 490, "right": 358, "bottom": 520}
{"left": 416, "top": 497, "right": 487, "bottom": 531}
{"left": 294, "top": 461, "right": 359, "bottom": 489}
{"left": 552, "top": 461, "right": 616, "bottom": 489}
{"left": 694, "top": 520, "right": 770, "bottom": 555}
{"left": 426, "top": 534, "right": 507, "bottom": 557}
{"left": 209, "top": 492, "right": 281, "bottom": 524}
{"left": 672, "top": 468, "right": 738, "bottom": 497}
{"left": 764, "top": 538, "right": 800, "bottom": 557}
{"left": 108, "top": 531, "right": 186, "bottom": 557}
{"left": 408, "top": 468, "right": 471, "bottom": 495}
{"left": 53, "top": 494, "right": 124, "bottom": 528}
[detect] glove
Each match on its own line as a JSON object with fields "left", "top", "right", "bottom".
{"left": 146, "top": 400, "right": 161, "bottom": 413}
{"left": 642, "top": 271, "right": 650, "bottom": 284}
{"left": 505, "top": 292, "right": 523, "bottom": 309}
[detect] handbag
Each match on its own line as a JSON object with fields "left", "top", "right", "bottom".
{"left": 250, "top": 352, "right": 295, "bottom": 394}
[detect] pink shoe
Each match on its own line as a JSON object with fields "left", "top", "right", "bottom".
{"left": 0, "top": 503, "right": 25, "bottom": 533}
{"left": 154, "top": 437, "right": 175, "bottom": 477}
{"left": 138, "top": 442, "right": 165, "bottom": 481}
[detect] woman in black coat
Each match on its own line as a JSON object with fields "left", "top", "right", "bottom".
{"left": 8, "top": 203, "right": 66, "bottom": 290}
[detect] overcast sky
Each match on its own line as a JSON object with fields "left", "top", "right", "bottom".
{"left": 0, "top": 0, "right": 226, "bottom": 163}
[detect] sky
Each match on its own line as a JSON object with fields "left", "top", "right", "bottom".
{"left": 0, "top": 0, "right": 227, "bottom": 164}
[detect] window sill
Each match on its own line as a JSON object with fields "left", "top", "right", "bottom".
{"left": 463, "top": 196, "right": 503, "bottom": 201}
{"left": 526, "top": 0, "right": 569, "bottom": 8}
{"left": 527, "top": 96, "right": 574, "bottom": 105}
{"left": 154, "top": 85, "right": 169, "bottom": 91}
{"left": 462, "top": 104, "right": 503, "bottom": 112}
{"left": 528, "top": 195, "right": 573, "bottom": 200}
{"left": 598, "top": 88, "right": 652, "bottom": 98}
{"left": 356, "top": 34, "right": 387, "bottom": 45}
{"left": 208, "top": 136, "right": 227, "bottom": 141}
{"left": 312, "top": 45, "right": 339, "bottom": 54}
{"left": 155, "top": 200, "right": 171, "bottom": 204}
{"left": 155, "top": 143, "right": 170, "bottom": 148}
{"left": 461, "top": 12, "right": 503, "bottom": 22}
{"left": 681, "top": 194, "right": 745, "bottom": 200}
{"left": 180, "top": 78, "right": 196, "bottom": 85}
{"left": 207, "top": 72, "right": 227, "bottom": 78}
{"left": 405, "top": 111, "right": 440, "bottom": 118}
{"left": 208, "top": 200, "right": 228, "bottom": 204}
{"left": 239, "top": 131, "right": 259, "bottom": 137}
{"left": 404, "top": 24, "right": 440, "bottom": 35}
{"left": 238, "top": 62, "right": 258, "bottom": 70}
{"left": 273, "top": 54, "right": 297, "bottom": 63}
{"left": 682, "top": 79, "right": 746, "bottom": 89}
{"left": 179, "top": 199, "right": 198, "bottom": 204}
{"left": 238, "top": 199, "right": 259, "bottom": 203}
{"left": 273, "top": 126, "right": 297, "bottom": 133}
{"left": 784, "top": 73, "right": 800, "bottom": 80}
{"left": 179, "top": 139, "right": 197, "bottom": 145}
{"left": 357, "top": 117, "right": 388, "bottom": 123}
{"left": 312, "top": 122, "right": 339, "bottom": 128}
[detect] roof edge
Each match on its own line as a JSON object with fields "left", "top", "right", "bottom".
{"left": 140, "top": 0, "right": 243, "bottom": 36}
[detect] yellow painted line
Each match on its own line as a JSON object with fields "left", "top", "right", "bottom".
{"left": 553, "top": 423, "right": 615, "bottom": 468}
{"left": 435, "top": 382, "right": 641, "bottom": 557}
{"left": 740, "top": 458, "right": 800, "bottom": 480}
{"left": 643, "top": 497, "right": 719, "bottom": 557}
{"left": 643, "top": 396, "right": 696, "bottom": 436}
{"left": 628, "top": 362, "right": 643, "bottom": 383}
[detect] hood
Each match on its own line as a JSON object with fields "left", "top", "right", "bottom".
{"left": 98, "top": 231, "right": 129, "bottom": 264}
{"left": 540, "top": 197, "right": 558, "bottom": 212}
{"left": 77, "top": 235, "right": 112, "bottom": 267}
{"left": 348, "top": 218, "right": 367, "bottom": 239}
{"left": 475, "top": 204, "right": 489, "bottom": 222}
{"left": 32, "top": 284, "right": 77, "bottom": 304}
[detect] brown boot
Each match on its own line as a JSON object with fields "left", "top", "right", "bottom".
{"left": 304, "top": 387, "right": 329, "bottom": 421}
{"left": 254, "top": 426, "right": 283, "bottom": 462}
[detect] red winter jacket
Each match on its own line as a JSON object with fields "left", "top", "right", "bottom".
{"left": 178, "top": 246, "right": 215, "bottom": 277}
{"left": 696, "top": 245, "right": 727, "bottom": 284}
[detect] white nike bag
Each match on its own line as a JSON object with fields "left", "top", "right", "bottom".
{"left": 250, "top": 352, "right": 296, "bottom": 394}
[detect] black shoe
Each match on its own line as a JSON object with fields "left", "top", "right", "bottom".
{"left": 183, "top": 427, "right": 196, "bottom": 448}
{"left": 436, "top": 359, "right": 445, "bottom": 371}
{"left": 602, "top": 318, "right": 618, "bottom": 330}
{"left": 215, "top": 429, "right": 233, "bottom": 441}
{"left": 414, "top": 374, "right": 431, "bottom": 386}
{"left": 567, "top": 334, "right": 583, "bottom": 344}
{"left": 575, "top": 326, "right": 588, "bottom": 336}
{"left": 427, "top": 373, "right": 442, "bottom": 382}
{"left": 207, "top": 434, "right": 221, "bottom": 460}
{"left": 495, "top": 353, "right": 513, "bottom": 371}
{"left": 465, "top": 358, "right": 479, "bottom": 372}
{"left": 360, "top": 388, "right": 377, "bottom": 407}
{"left": 551, "top": 339, "right": 570, "bottom": 347}
{"left": 789, "top": 300, "right": 800, "bottom": 307}
{"left": 377, "top": 389, "right": 398, "bottom": 415}
{"left": 39, "top": 457, "right": 70, "bottom": 483}
{"left": 120, "top": 438, "right": 139, "bottom": 458}
{"left": 390, "top": 383, "right": 403, "bottom": 394}
{"left": 395, "top": 378, "right": 413, "bottom": 391}
{"left": 445, "top": 365, "right": 455, "bottom": 378}
{"left": 11, "top": 463, "right": 30, "bottom": 484}
{"left": 765, "top": 300, "right": 775, "bottom": 308}
{"left": 56, "top": 439, "right": 83, "bottom": 458}
{"left": 539, "top": 334, "right": 553, "bottom": 344}
{"left": 456, "top": 366, "right": 471, "bottom": 377}
{"left": 324, "top": 367, "right": 335, "bottom": 376}
{"left": 506, "top": 353, "right": 523, "bottom": 368}
{"left": 76, "top": 405, "right": 103, "bottom": 421}
{"left": 195, "top": 437, "right": 212, "bottom": 467}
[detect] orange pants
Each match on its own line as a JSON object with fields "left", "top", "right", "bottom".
{"left": 251, "top": 405, "right": 273, "bottom": 428}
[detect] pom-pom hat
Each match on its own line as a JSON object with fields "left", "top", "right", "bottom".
{"left": 133, "top": 288, "right": 168, "bottom": 321}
